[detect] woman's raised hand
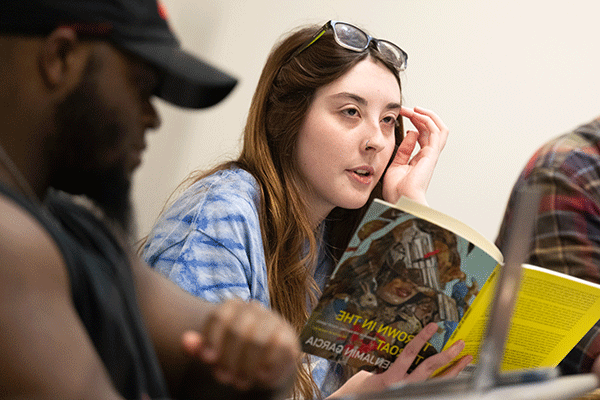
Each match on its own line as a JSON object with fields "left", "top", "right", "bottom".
{"left": 382, "top": 106, "right": 449, "bottom": 205}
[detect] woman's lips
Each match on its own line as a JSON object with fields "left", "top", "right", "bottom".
{"left": 346, "top": 166, "right": 375, "bottom": 185}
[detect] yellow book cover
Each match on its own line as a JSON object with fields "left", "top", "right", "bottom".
{"left": 443, "top": 263, "right": 600, "bottom": 371}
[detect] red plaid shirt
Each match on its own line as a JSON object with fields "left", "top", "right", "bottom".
{"left": 496, "top": 116, "right": 600, "bottom": 374}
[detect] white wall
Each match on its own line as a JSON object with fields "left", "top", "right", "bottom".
{"left": 132, "top": 0, "right": 600, "bottom": 245}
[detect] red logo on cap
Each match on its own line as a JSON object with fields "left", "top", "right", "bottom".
{"left": 157, "top": 0, "right": 169, "bottom": 20}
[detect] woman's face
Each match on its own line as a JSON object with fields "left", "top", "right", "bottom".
{"left": 376, "top": 276, "right": 418, "bottom": 305}
{"left": 294, "top": 57, "right": 400, "bottom": 226}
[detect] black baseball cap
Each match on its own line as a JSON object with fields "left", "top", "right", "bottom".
{"left": 0, "top": 0, "right": 238, "bottom": 109}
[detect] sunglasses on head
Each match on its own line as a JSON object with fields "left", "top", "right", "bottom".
{"left": 288, "top": 20, "right": 408, "bottom": 72}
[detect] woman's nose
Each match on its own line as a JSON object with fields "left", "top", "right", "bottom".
{"left": 362, "top": 125, "right": 386, "bottom": 152}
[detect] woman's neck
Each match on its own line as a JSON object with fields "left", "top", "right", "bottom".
{"left": 307, "top": 205, "right": 333, "bottom": 231}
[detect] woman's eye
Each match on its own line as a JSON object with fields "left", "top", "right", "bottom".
{"left": 382, "top": 116, "right": 397, "bottom": 125}
{"left": 342, "top": 108, "right": 359, "bottom": 117}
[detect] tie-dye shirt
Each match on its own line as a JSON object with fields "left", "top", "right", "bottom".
{"left": 142, "top": 166, "right": 344, "bottom": 398}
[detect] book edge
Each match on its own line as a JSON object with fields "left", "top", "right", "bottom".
{"left": 377, "top": 197, "right": 504, "bottom": 264}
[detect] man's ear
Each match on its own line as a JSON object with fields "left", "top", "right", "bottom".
{"left": 38, "top": 27, "right": 88, "bottom": 90}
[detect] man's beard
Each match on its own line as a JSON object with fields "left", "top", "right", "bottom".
{"left": 49, "top": 55, "right": 134, "bottom": 234}
{"left": 74, "top": 164, "right": 134, "bottom": 234}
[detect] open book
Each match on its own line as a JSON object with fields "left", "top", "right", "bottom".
{"left": 442, "top": 263, "right": 600, "bottom": 371}
{"left": 300, "top": 197, "right": 600, "bottom": 374}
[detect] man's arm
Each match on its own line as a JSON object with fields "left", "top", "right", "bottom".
{"left": 131, "top": 255, "right": 300, "bottom": 397}
{"left": 0, "top": 198, "right": 122, "bottom": 399}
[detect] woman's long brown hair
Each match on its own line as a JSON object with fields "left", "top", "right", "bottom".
{"left": 144, "top": 23, "right": 404, "bottom": 399}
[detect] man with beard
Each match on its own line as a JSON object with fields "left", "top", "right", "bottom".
{"left": 0, "top": 1, "right": 300, "bottom": 399}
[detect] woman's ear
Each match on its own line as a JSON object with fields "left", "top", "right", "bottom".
{"left": 38, "top": 27, "right": 86, "bottom": 90}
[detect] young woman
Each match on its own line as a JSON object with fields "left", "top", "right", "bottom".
{"left": 141, "top": 20, "right": 471, "bottom": 399}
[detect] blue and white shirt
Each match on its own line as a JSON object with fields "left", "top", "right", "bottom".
{"left": 142, "top": 166, "right": 344, "bottom": 398}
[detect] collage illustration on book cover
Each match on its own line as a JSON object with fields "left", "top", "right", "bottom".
{"left": 300, "top": 199, "right": 500, "bottom": 373}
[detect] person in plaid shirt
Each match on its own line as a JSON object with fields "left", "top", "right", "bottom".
{"left": 496, "top": 117, "right": 600, "bottom": 374}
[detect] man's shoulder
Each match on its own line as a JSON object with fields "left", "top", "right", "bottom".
{"left": 0, "top": 187, "right": 127, "bottom": 286}
{"left": 0, "top": 190, "right": 61, "bottom": 252}
{"left": 0, "top": 193, "right": 69, "bottom": 291}
{"left": 527, "top": 118, "right": 600, "bottom": 174}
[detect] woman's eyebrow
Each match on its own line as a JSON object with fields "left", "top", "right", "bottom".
{"left": 331, "top": 92, "right": 367, "bottom": 105}
{"left": 386, "top": 102, "right": 402, "bottom": 111}
{"left": 330, "top": 92, "right": 401, "bottom": 111}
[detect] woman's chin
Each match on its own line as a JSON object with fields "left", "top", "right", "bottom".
{"left": 336, "top": 195, "right": 371, "bottom": 210}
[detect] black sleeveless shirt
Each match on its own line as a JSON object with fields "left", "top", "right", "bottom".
{"left": 0, "top": 184, "right": 169, "bottom": 399}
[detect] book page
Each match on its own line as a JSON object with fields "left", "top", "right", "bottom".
{"left": 443, "top": 264, "right": 600, "bottom": 370}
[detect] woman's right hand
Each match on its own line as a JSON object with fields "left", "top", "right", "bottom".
{"left": 381, "top": 106, "right": 449, "bottom": 206}
{"left": 327, "top": 322, "right": 472, "bottom": 398}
